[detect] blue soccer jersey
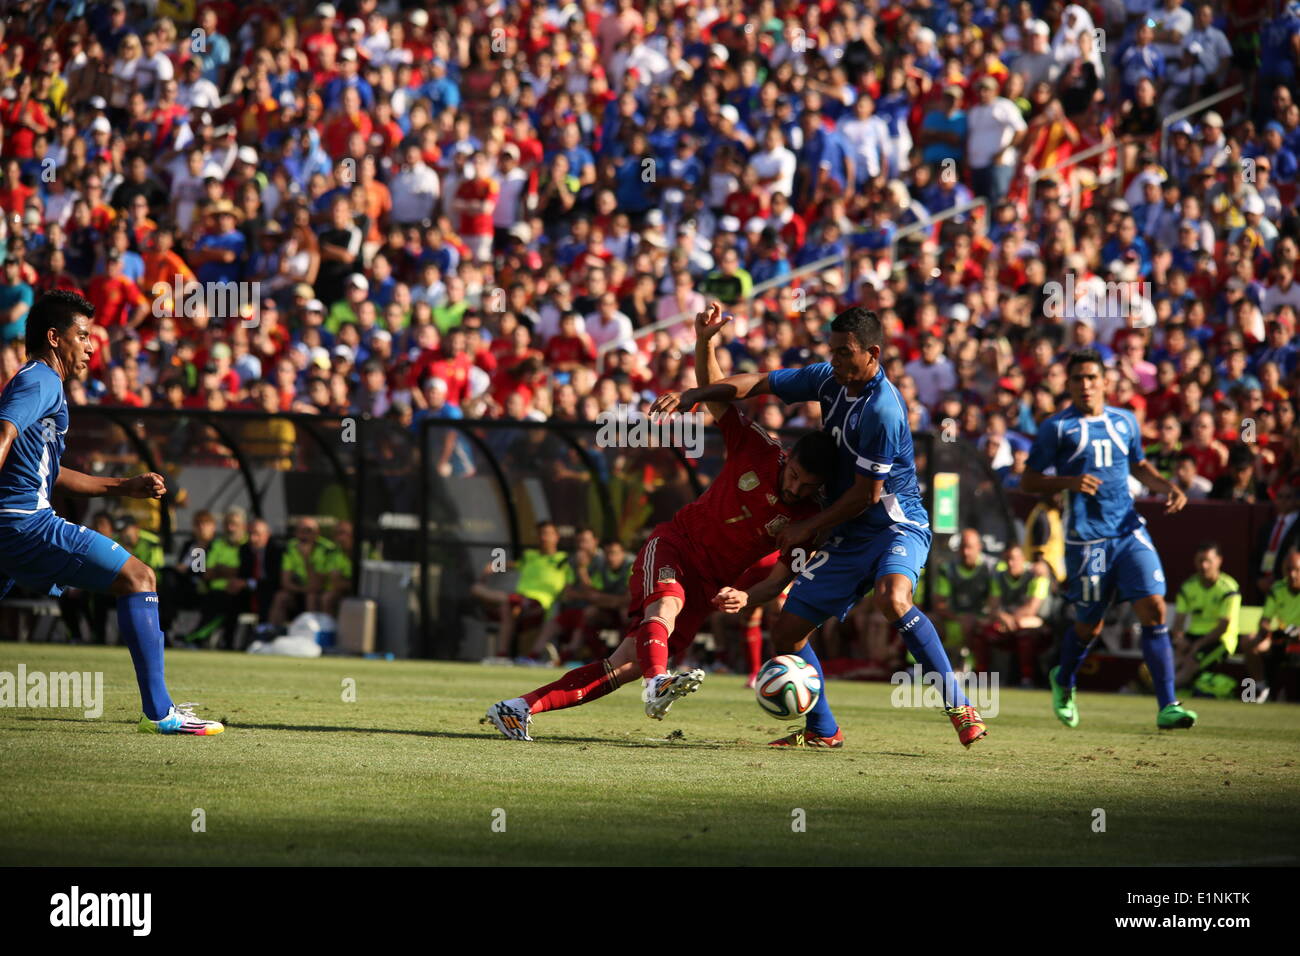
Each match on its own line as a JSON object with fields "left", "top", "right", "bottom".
{"left": 1025, "top": 405, "right": 1146, "bottom": 542}
{"left": 0, "top": 360, "right": 67, "bottom": 516}
{"left": 769, "top": 362, "right": 928, "bottom": 538}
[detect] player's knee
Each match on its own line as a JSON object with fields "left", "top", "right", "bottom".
{"left": 644, "top": 597, "right": 681, "bottom": 622}
{"left": 872, "top": 583, "right": 911, "bottom": 621}
{"left": 118, "top": 559, "right": 156, "bottom": 595}
{"left": 1131, "top": 595, "right": 1165, "bottom": 626}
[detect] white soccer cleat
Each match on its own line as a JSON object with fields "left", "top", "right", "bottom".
{"left": 484, "top": 699, "right": 534, "bottom": 740}
{"left": 642, "top": 669, "right": 706, "bottom": 720}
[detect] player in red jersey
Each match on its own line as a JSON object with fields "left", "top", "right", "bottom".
{"left": 485, "top": 304, "right": 836, "bottom": 740}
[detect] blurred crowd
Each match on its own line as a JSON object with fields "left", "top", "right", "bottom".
{"left": 0, "top": 0, "right": 1296, "bottom": 508}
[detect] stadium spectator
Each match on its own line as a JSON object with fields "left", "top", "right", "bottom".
{"left": 235, "top": 517, "right": 283, "bottom": 633}
{"left": 971, "top": 544, "right": 1052, "bottom": 688}
{"left": 1171, "top": 542, "right": 1242, "bottom": 698}
{"left": 272, "top": 515, "right": 335, "bottom": 627}
{"left": 1242, "top": 549, "right": 1300, "bottom": 703}
{"left": 471, "top": 520, "right": 573, "bottom": 661}
{"left": 931, "top": 529, "right": 995, "bottom": 667}
{"left": 1255, "top": 481, "right": 1300, "bottom": 594}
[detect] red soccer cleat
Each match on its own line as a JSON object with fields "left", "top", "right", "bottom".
{"left": 945, "top": 705, "right": 988, "bottom": 748}
{"left": 769, "top": 727, "right": 844, "bottom": 748}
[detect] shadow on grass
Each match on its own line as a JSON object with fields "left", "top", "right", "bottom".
{"left": 2, "top": 714, "right": 760, "bottom": 750}
{"left": 226, "top": 721, "right": 731, "bottom": 748}
{"left": 2, "top": 715, "right": 135, "bottom": 728}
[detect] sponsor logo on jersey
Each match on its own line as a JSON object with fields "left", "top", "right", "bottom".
{"left": 891, "top": 545, "right": 907, "bottom": 556}
{"left": 738, "top": 471, "right": 759, "bottom": 491}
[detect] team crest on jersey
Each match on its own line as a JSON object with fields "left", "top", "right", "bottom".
{"left": 764, "top": 514, "right": 790, "bottom": 536}
{"left": 738, "top": 471, "right": 759, "bottom": 491}
{"left": 766, "top": 493, "right": 777, "bottom": 505}
{"left": 657, "top": 567, "right": 677, "bottom": 583}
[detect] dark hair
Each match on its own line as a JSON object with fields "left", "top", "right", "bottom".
{"left": 26, "top": 290, "right": 94, "bottom": 355}
{"left": 790, "top": 430, "right": 838, "bottom": 479}
{"left": 1065, "top": 348, "right": 1104, "bottom": 376}
{"left": 1195, "top": 540, "right": 1221, "bottom": 556}
{"left": 830, "top": 306, "right": 883, "bottom": 351}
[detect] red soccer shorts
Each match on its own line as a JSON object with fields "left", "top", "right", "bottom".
{"left": 626, "top": 530, "right": 717, "bottom": 656}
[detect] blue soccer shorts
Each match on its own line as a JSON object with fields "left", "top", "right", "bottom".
{"left": 1065, "top": 527, "right": 1166, "bottom": 625}
{"left": 0, "top": 508, "right": 131, "bottom": 598}
{"left": 783, "top": 522, "right": 932, "bottom": 626}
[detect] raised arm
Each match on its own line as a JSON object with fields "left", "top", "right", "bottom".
{"left": 649, "top": 369, "right": 771, "bottom": 418}
{"left": 692, "top": 300, "right": 734, "bottom": 421}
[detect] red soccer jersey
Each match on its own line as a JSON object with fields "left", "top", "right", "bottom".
{"left": 665, "top": 407, "right": 820, "bottom": 585}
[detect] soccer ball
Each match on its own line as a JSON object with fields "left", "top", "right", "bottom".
{"left": 755, "top": 654, "right": 822, "bottom": 720}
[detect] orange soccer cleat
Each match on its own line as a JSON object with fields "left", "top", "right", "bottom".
{"left": 945, "top": 705, "right": 988, "bottom": 748}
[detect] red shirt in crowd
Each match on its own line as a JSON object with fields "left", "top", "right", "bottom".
{"left": 543, "top": 334, "right": 596, "bottom": 369}
{"left": 456, "top": 176, "right": 498, "bottom": 237}
{"left": 87, "top": 274, "right": 147, "bottom": 328}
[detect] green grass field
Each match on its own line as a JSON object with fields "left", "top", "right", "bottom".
{"left": 1, "top": 642, "right": 1297, "bottom": 866}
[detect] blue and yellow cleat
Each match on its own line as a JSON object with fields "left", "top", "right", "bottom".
{"left": 138, "top": 702, "right": 224, "bottom": 736}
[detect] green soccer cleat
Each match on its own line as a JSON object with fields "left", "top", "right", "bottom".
{"left": 1156, "top": 701, "right": 1198, "bottom": 729}
{"left": 1049, "top": 666, "right": 1079, "bottom": 728}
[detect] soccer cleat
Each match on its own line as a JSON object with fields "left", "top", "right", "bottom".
{"left": 641, "top": 669, "right": 705, "bottom": 720}
{"left": 945, "top": 705, "right": 988, "bottom": 748}
{"left": 137, "top": 702, "right": 224, "bottom": 736}
{"left": 484, "top": 699, "right": 534, "bottom": 740}
{"left": 1156, "top": 701, "right": 1198, "bottom": 729}
{"left": 1049, "top": 665, "right": 1080, "bottom": 728}
{"left": 769, "top": 726, "right": 844, "bottom": 748}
